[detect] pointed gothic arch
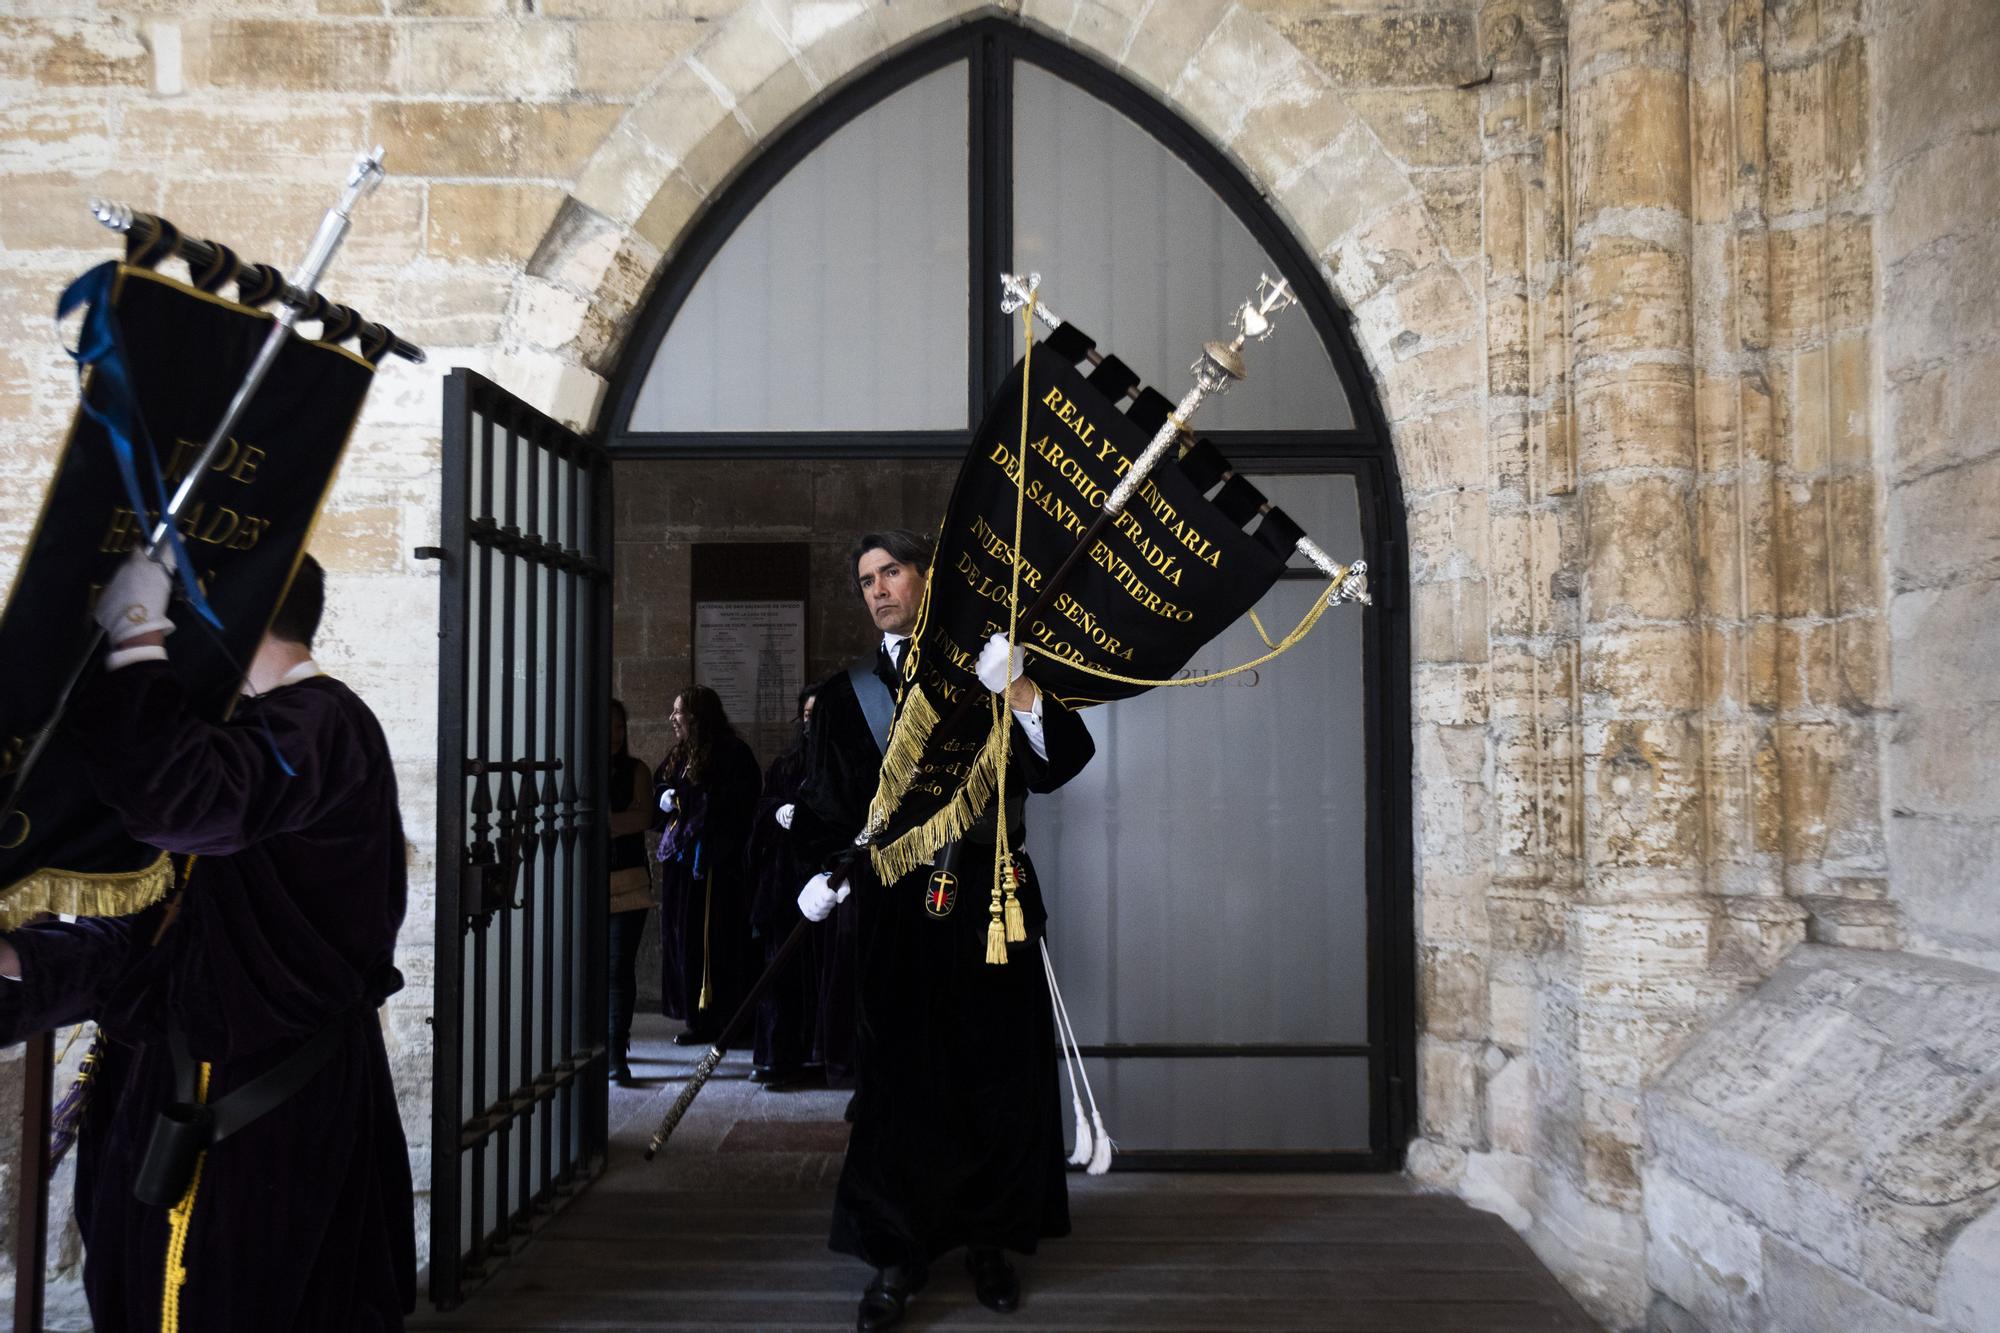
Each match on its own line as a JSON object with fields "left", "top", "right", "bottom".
{"left": 570, "top": 17, "right": 1418, "bottom": 1167}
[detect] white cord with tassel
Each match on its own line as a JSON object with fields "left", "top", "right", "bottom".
{"left": 1040, "top": 939, "right": 1114, "bottom": 1175}
{"left": 1043, "top": 943, "right": 1095, "bottom": 1166}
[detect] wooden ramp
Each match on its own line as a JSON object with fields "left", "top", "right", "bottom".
{"left": 414, "top": 1017, "right": 1599, "bottom": 1332}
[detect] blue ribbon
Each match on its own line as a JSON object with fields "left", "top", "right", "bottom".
{"left": 57, "top": 262, "right": 222, "bottom": 629}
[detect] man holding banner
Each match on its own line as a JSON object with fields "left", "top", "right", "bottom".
{"left": 791, "top": 529, "right": 1096, "bottom": 1330}
{"left": 0, "top": 553, "right": 417, "bottom": 1332}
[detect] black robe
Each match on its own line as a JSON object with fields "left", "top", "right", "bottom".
{"left": 748, "top": 736, "right": 817, "bottom": 1071}
{"left": 0, "top": 662, "right": 415, "bottom": 1332}
{"left": 651, "top": 733, "right": 761, "bottom": 1034}
{"left": 795, "top": 663, "right": 1095, "bottom": 1269}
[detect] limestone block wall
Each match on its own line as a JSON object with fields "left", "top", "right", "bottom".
{"left": 1874, "top": 0, "right": 2000, "bottom": 973}
{"left": 0, "top": 2, "right": 1993, "bottom": 1331}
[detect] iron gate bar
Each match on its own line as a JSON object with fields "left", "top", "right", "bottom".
{"left": 493, "top": 408, "right": 518, "bottom": 1259}
{"left": 536, "top": 438, "right": 556, "bottom": 1210}
{"left": 517, "top": 418, "right": 539, "bottom": 1230}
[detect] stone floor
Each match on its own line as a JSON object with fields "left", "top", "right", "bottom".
{"left": 412, "top": 1015, "right": 1601, "bottom": 1331}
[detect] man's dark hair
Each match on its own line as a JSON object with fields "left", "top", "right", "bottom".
{"left": 848, "top": 529, "right": 933, "bottom": 599}
{"left": 269, "top": 554, "right": 325, "bottom": 648}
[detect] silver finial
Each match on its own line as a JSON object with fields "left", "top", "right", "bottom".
{"left": 89, "top": 199, "right": 135, "bottom": 233}
{"left": 1329, "top": 560, "right": 1372, "bottom": 607}
{"left": 1233, "top": 275, "right": 1295, "bottom": 344}
{"left": 999, "top": 271, "right": 1042, "bottom": 315}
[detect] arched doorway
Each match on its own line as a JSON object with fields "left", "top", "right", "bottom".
{"left": 600, "top": 19, "right": 1413, "bottom": 1169}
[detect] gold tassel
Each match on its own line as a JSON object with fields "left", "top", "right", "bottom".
{"left": 0, "top": 852, "right": 174, "bottom": 929}
{"left": 1002, "top": 858, "right": 1027, "bottom": 944}
{"left": 985, "top": 892, "right": 1009, "bottom": 965}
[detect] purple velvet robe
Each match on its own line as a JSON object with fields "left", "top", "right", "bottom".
{"left": 0, "top": 661, "right": 415, "bottom": 1332}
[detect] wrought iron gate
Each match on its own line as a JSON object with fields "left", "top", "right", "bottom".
{"left": 430, "top": 369, "right": 611, "bottom": 1307}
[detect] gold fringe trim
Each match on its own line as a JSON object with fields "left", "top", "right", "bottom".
{"left": 867, "top": 707, "right": 1010, "bottom": 886}
{"left": 0, "top": 852, "right": 174, "bottom": 929}
{"left": 866, "top": 683, "right": 941, "bottom": 835}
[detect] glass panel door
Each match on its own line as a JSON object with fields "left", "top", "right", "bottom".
{"left": 1030, "top": 473, "right": 1370, "bottom": 1152}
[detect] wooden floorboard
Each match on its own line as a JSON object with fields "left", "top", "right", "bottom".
{"left": 414, "top": 1017, "right": 1601, "bottom": 1332}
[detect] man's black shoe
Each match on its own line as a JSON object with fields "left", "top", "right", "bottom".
{"left": 750, "top": 1064, "right": 802, "bottom": 1086}
{"left": 672, "top": 1030, "right": 711, "bottom": 1047}
{"left": 609, "top": 1056, "right": 635, "bottom": 1085}
{"left": 855, "top": 1264, "right": 926, "bottom": 1331}
{"left": 967, "top": 1247, "right": 1019, "bottom": 1313}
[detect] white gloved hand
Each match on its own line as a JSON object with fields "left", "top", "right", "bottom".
{"left": 975, "top": 633, "right": 1024, "bottom": 695}
{"left": 658, "top": 787, "right": 677, "bottom": 814}
{"left": 94, "top": 546, "right": 176, "bottom": 645}
{"left": 796, "top": 872, "right": 851, "bottom": 922}
{"left": 776, "top": 803, "right": 795, "bottom": 830}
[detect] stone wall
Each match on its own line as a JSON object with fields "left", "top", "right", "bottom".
{"left": 0, "top": 2, "right": 1994, "bottom": 1330}
{"left": 1874, "top": 0, "right": 2000, "bottom": 973}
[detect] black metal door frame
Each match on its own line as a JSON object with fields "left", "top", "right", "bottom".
{"left": 430, "top": 368, "right": 612, "bottom": 1309}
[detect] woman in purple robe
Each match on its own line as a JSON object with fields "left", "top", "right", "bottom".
{"left": 651, "top": 685, "right": 762, "bottom": 1045}
{"left": 0, "top": 554, "right": 415, "bottom": 1332}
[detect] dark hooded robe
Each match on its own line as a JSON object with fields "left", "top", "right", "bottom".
{"left": 0, "top": 661, "right": 415, "bottom": 1333}
{"left": 748, "top": 729, "right": 818, "bottom": 1073}
{"left": 794, "top": 647, "right": 1095, "bottom": 1269}
{"left": 651, "top": 732, "right": 761, "bottom": 1037}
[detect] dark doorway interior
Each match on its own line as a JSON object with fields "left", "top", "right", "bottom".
{"left": 610, "top": 457, "right": 957, "bottom": 1007}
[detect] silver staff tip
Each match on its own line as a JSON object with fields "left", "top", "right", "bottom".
{"left": 999, "top": 271, "right": 1042, "bottom": 313}
{"left": 89, "top": 199, "right": 135, "bottom": 232}
{"left": 1329, "top": 559, "right": 1371, "bottom": 607}
{"left": 1233, "top": 274, "right": 1297, "bottom": 343}
{"left": 346, "top": 146, "right": 387, "bottom": 194}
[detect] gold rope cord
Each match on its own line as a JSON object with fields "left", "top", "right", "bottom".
{"left": 159, "top": 1059, "right": 212, "bottom": 1333}
{"left": 1018, "top": 573, "right": 1344, "bottom": 690}
{"left": 0, "top": 851, "right": 174, "bottom": 929}
{"left": 986, "top": 298, "right": 1041, "bottom": 963}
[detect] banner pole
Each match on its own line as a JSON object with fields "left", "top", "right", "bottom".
{"left": 0, "top": 149, "right": 393, "bottom": 827}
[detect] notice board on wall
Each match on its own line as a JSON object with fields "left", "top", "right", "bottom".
{"left": 690, "top": 543, "right": 810, "bottom": 765}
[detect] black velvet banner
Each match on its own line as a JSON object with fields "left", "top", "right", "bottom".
{"left": 0, "top": 264, "right": 375, "bottom": 922}
{"left": 867, "top": 329, "right": 1293, "bottom": 881}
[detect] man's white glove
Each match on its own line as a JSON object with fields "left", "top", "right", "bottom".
{"left": 976, "top": 632, "right": 1024, "bottom": 695}
{"left": 658, "top": 787, "right": 677, "bottom": 814}
{"left": 94, "top": 546, "right": 175, "bottom": 644}
{"left": 796, "top": 872, "right": 850, "bottom": 922}
{"left": 776, "top": 803, "right": 795, "bottom": 830}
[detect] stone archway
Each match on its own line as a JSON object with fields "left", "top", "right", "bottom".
{"left": 492, "top": 1, "right": 1479, "bottom": 475}
{"left": 486, "top": 0, "right": 1485, "bottom": 1281}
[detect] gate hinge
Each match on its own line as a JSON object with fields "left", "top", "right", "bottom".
{"left": 413, "top": 546, "right": 446, "bottom": 561}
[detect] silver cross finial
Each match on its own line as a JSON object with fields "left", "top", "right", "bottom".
{"left": 999, "top": 271, "right": 1042, "bottom": 315}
